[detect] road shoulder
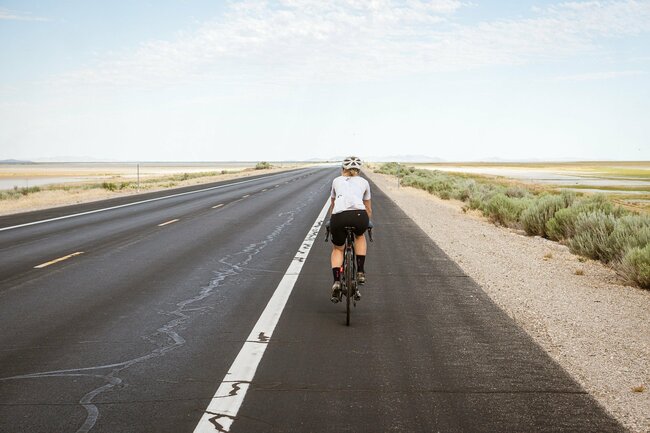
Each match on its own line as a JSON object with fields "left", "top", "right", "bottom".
{"left": 366, "top": 170, "right": 650, "bottom": 433}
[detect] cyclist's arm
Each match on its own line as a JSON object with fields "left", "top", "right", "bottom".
{"left": 328, "top": 197, "right": 335, "bottom": 217}
{"left": 363, "top": 199, "right": 372, "bottom": 219}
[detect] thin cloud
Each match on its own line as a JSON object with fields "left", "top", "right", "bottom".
{"left": 58, "top": 0, "right": 650, "bottom": 87}
{"left": 553, "top": 70, "right": 647, "bottom": 81}
{"left": 0, "top": 8, "right": 49, "bottom": 22}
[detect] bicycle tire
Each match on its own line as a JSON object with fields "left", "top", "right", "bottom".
{"left": 345, "top": 246, "right": 352, "bottom": 326}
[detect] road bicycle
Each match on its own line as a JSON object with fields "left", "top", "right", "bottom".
{"left": 325, "top": 222, "right": 373, "bottom": 326}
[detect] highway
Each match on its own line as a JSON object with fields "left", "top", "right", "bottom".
{"left": 0, "top": 167, "right": 625, "bottom": 432}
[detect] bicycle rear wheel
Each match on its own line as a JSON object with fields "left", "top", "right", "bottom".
{"left": 344, "top": 247, "right": 354, "bottom": 326}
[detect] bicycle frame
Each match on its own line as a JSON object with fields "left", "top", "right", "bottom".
{"left": 325, "top": 221, "right": 373, "bottom": 326}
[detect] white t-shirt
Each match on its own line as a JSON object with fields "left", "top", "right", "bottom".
{"left": 330, "top": 175, "right": 371, "bottom": 215}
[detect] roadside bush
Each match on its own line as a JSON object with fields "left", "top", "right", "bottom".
{"left": 505, "top": 185, "right": 530, "bottom": 198}
{"left": 483, "top": 193, "right": 528, "bottom": 227}
{"left": 255, "top": 161, "right": 272, "bottom": 170}
{"left": 451, "top": 179, "right": 475, "bottom": 201}
{"left": 101, "top": 182, "right": 117, "bottom": 191}
{"left": 376, "top": 162, "right": 415, "bottom": 176}
{"left": 546, "top": 207, "right": 581, "bottom": 241}
{"left": 568, "top": 211, "right": 618, "bottom": 260}
{"left": 617, "top": 244, "right": 650, "bottom": 289}
{"left": 520, "top": 193, "right": 574, "bottom": 236}
{"left": 402, "top": 172, "right": 455, "bottom": 197}
{"left": 0, "top": 190, "right": 19, "bottom": 200}
{"left": 546, "top": 194, "right": 625, "bottom": 241}
{"left": 606, "top": 214, "right": 650, "bottom": 262}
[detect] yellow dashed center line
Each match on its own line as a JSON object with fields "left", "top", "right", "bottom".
{"left": 212, "top": 204, "right": 224, "bottom": 209}
{"left": 158, "top": 219, "right": 179, "bottom": 227}
{"left": 34, "top": 252, "right": 84, "bottom": 269}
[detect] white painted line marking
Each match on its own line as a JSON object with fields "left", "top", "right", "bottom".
{"left": 261, "top": 189, "right": 267, "bottom": 192}
{"left": 212, "top": 204, "right": 224, "bottom": 209}
{"left": 158, "top": 219, "right": 179, "bottom": 227}
{"left": 193, "top": 199, "right": 330, "bottom": 433}
{"left": 0, "top": 171, "right": 302, "bottom": 233}
{"left": 242, "top": 194, "right": 250, "bottom": 198}
{"left": 34, "top": 252, "right": 84, "bottom": 269}
{"left": 274, "top": 184, "right": 279, "bottom": 187}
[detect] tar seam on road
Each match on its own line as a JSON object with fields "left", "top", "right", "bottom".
{"left": 34, "top": 251, "right": 84, "bottom": 269}
{"left": 158, "top": 219, "right": 179, "bottom": 227}
{"left": 0, "top": 171, "right": 297, "bottom": 233}
{"left": 192, "top": 199, "right": 330, "bottom": 433}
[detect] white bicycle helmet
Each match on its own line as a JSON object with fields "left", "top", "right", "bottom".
{"left": 342, "top": 156, "right": 362, "bottom": 170}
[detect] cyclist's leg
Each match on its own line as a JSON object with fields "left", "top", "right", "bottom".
{"left": 352, "top": 211, "right": 369, "bottom": 283}
{"left": 354, "top": 234, "right": 366, "bottom": 255}
{"left": 331, "top": 244, "right": 344, "bottom": 276}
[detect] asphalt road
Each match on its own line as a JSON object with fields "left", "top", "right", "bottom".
{"left": 0, "top": 167, "right": 625, "bottom": 433}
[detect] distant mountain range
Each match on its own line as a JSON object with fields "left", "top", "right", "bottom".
{"left": 0, "top": 159, "right": 34, "bottom": 164}
{"left": 308, "top": 155, "right": 445, "bottom": 163}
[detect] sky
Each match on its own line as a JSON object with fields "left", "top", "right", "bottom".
{"left": 1, "top": 0, "right": 649, "bottom": 162}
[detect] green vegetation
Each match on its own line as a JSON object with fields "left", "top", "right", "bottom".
{"left": 375, "top": 162, "right": 650, "bottom": 289}
{"left": 0, "top": 186, "right": 42, "bottom": 200}
{"left": 620, "top": 245, "right": 650, "bottom": 288}
{"left": 255, "top": 161, "right": 272, "bottom": 170}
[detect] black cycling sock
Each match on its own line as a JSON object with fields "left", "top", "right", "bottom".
{"left": 356, "top": 255, "right": 365, "bottom": 273}
{"left": 332, "top": 267, "right": 341, "bottom": 282}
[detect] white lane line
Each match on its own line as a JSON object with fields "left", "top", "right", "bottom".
{"left": 212, "top": 204, "right": 224, "bottom": 209}
{"left": 242, "top": 194, "right": 250, "bottom": 198}
{"left": 34, "top": 252, "right": 84, "bottom": 269}
{"left": 193, "top": 199, "right": 330, "bottom": 433}
{"left": 0, "top": 172, "right": 302, "bottom": 233}
{"left": 261, "top": 189, "right": 268, "bottom": 192}
{"left": 158, "top": 219, "right": 179, "bottom": 227}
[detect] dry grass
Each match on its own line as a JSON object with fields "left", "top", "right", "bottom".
{"left": 632, "top": 385, "right": 646, "bottom": 393}
{"left": 575, "top": 269, "right": 585, "bottom": 276}
{"left": 543, "top": 252, "right": 553, "bottom": 260}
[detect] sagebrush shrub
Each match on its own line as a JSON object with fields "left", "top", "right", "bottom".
{"left": 606, "top": 214, "right": 650, "bottom": 262}
{"left": 102, "top": 182, "right": 117, "bottom": 191}
{"left": 483, "top": 193, "right": 528, "bottom": 227}
{"left": 520, "top": 193, "right": 573, "bottom": 236}
{"left": 568, "top": 211, "right": 618, "bottom": 260}
{"left": 546, "top": 194, "right": 625, "bottom": 241}
{"left": 618, "top": 244, "right": 650, "bottom": 289}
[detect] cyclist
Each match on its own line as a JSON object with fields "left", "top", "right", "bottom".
{"left": 328, "top": 156, "right": 372, "bottom": 303}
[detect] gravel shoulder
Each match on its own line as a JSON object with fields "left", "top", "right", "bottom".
{"left": 367, "top": 171, "right": 650, "bottom": 433}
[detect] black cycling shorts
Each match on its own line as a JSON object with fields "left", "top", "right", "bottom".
{"left": 330, "top": 210, "right": 369, "bottom": 246}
